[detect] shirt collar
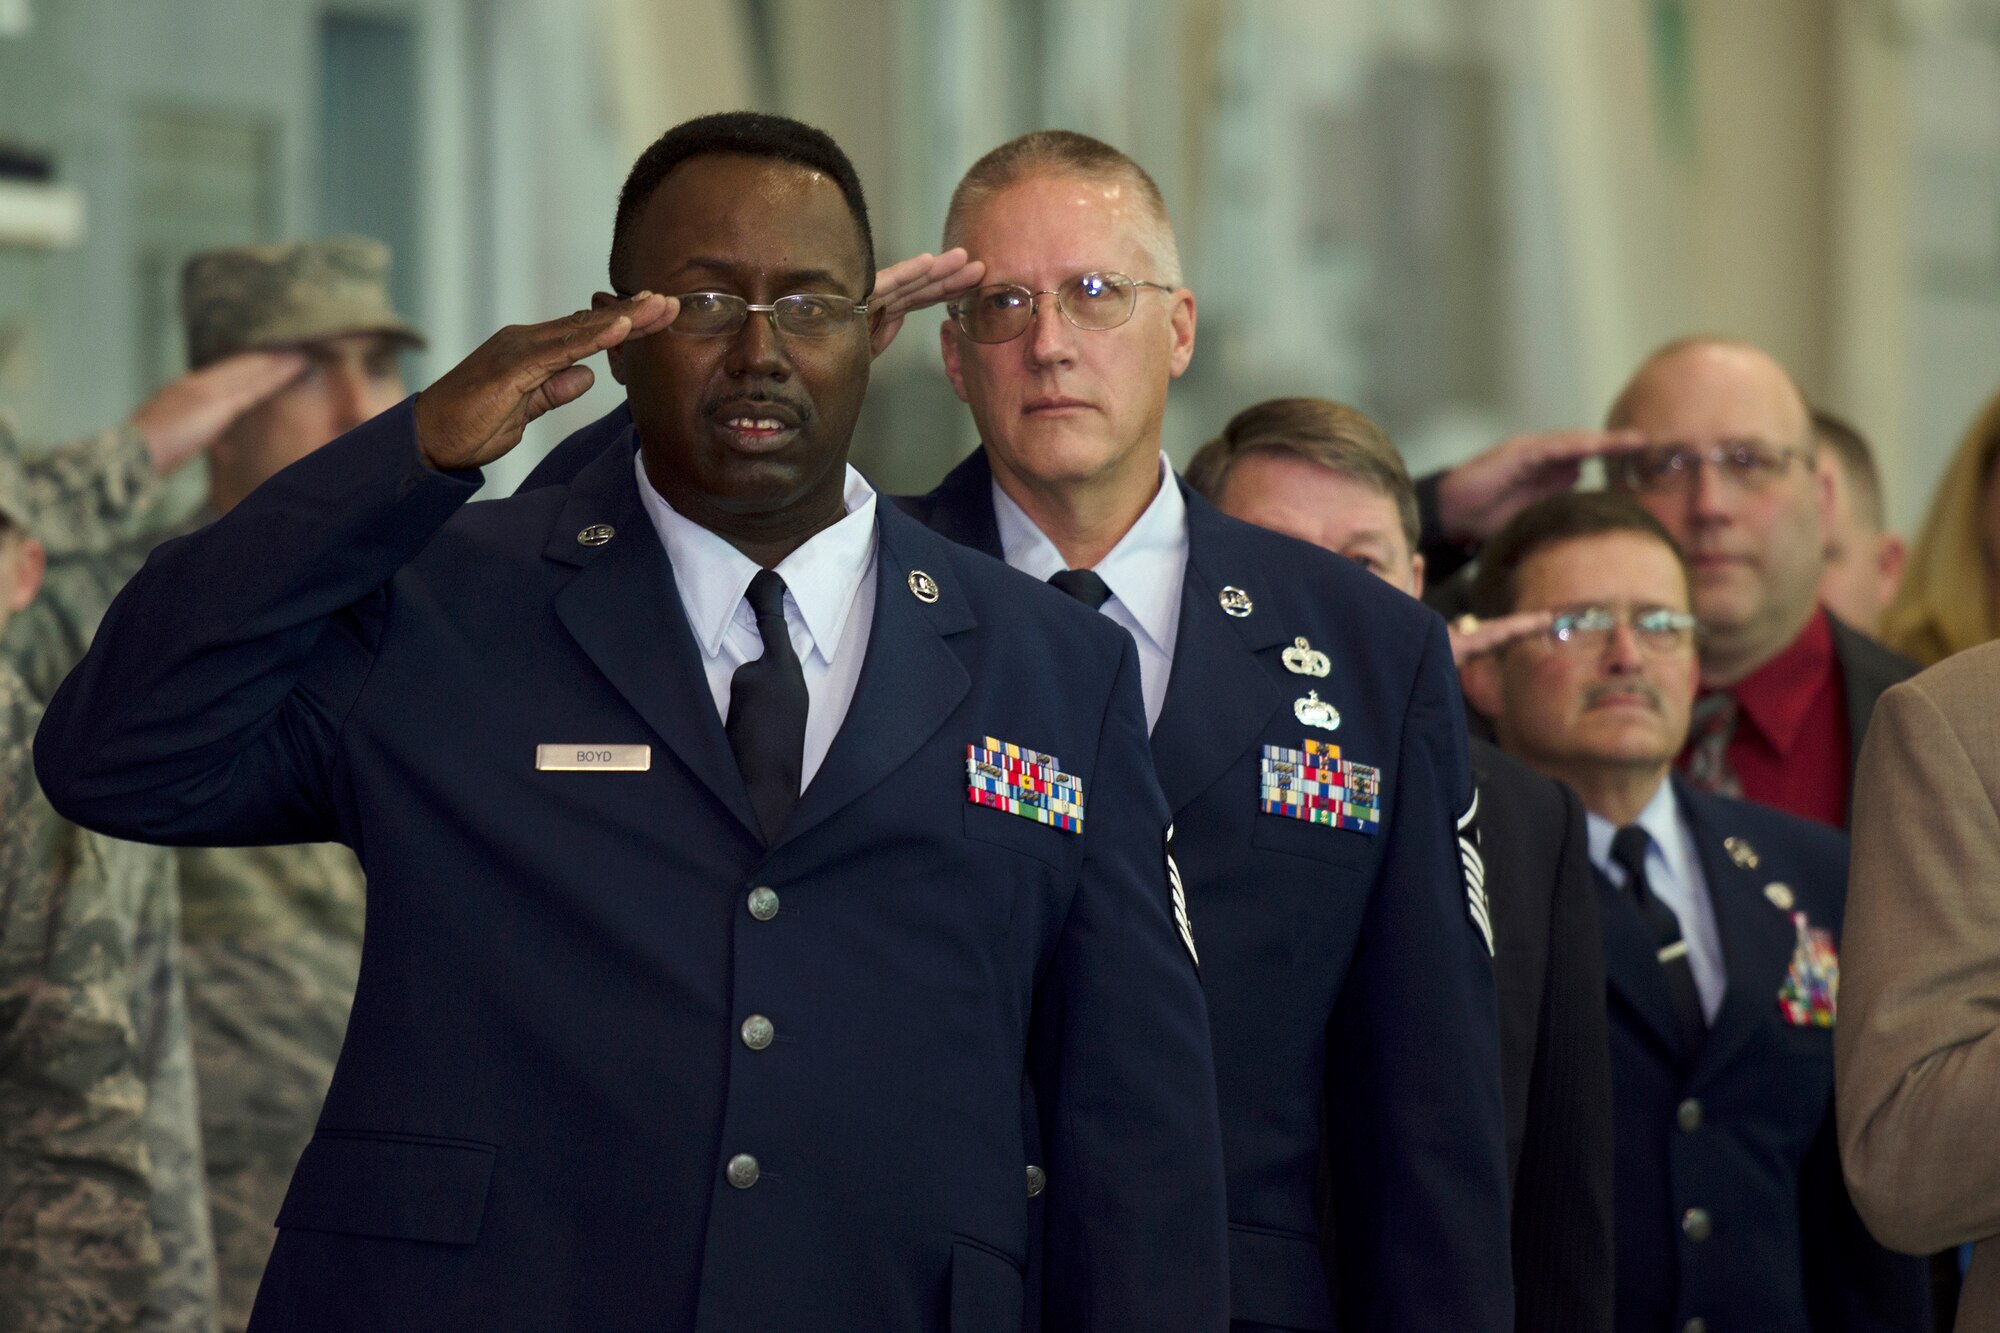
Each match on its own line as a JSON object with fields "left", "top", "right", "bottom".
{"left": 990, "top": 453, "right": 1188, "bottom": 658}
{"left": 1584, "top": 774, "right": 1686, "bottom": 884}
{"left": 632, "top": 449, "right": 878, "bottom": 666}
{"left": 1717, "top": 605, "right": 1835, "bottom": 756}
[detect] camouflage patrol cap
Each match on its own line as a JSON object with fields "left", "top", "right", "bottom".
{"left": 181, "top": 236, "right": 426, "bottom": 368}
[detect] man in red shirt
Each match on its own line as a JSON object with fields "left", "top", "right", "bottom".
{"left": 1599, "top": 337, "right": 1915, "bottom": 831}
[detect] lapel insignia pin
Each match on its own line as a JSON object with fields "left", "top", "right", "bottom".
{"left": 1282, "top": 636, "right": 1331, "bottom": 677}
{"left": 1724, "top": 835, "right": 1759, "bottom": 869}
{"left": 908, "top": 570, "right": 940, "bottom": 603}
{"left": 1259, "top": 740, "right": 1382, "bottom": 834}
{"left": 1777, "top": 910, "right": 1838, "bottom": 1027}
{"left": 1764, "top": 882, "right": 1795, "bottom": 911}
{"left": 966, "top": 736, "right": 1083, "bottom": 833}
{"left": 1218, "top": 585, "right": 1254, "bottom": 618}
{"left": 577, "top": 523, "right": 615, "bottom": 546}
{"left": 1294, "top": 690, "right": 1340, "bottom": 731}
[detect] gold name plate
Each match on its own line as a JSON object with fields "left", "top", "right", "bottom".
{"left": 536, "top": 744, "right": 652, "bottom": 772}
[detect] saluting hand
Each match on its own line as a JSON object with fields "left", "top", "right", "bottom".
{"left": 129, "top": 349, "right": 311, "bottom": 476}
{"left": 1448, "top": 610, "right": 1554, "bottom": 668}
{"left": 1433, "top": 428, "right": 1648, "bottom": 545}
{"left": 868, "top": 248, "right": 985, "bottom": 358}
{"left": 413, "top": 292, "right": 677, "bottom": 471}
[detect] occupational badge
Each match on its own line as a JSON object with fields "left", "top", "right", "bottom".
{"left": 1281, "top": 636, "right": 1331, "bottom": 677}
{"left": 1259, "top": 740, "right": 1381, "bottom": 834}
{"left": 1294, "top": 691, "right": 1340, "bottom": 731}
{"left": 1763, "top": 882, "right": 1795, "bottom": 911}
{"left": 1724, "top": 836, "right": 1759, "bottom": 869}
{"left": 966, "top": 736, "right": 1083, "bottom": 833}
{"left": 1776, "top": 911, "right": 1837, "bottom": 1027}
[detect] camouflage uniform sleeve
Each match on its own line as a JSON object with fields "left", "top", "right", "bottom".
{"left": 4, "top": 414, "right": 175, "bottom": 560}
{"left": 0, "top": 665, "right": 169, "bottom": 1331}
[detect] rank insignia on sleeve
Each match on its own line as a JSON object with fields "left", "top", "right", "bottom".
{"left": 1776, "top": 911, "right": 1837, "bottom": 1027}
{"left": 1258, "top": 739, "right": 1382, "bottom": 834}
{"left": 967, "top": 737, "right": 1084, "bottom": 833}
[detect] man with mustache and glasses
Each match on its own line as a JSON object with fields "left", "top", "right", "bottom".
{"left": 1459, "top": 491, "right": 1929, "bottom": 1333}
{"left": 35, "top": 111, "right": 1228, "bottom": 1331}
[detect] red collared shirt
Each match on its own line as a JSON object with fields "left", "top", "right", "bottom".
{"left": 1678, "top": 606, "right": 1850, "bottom": 828}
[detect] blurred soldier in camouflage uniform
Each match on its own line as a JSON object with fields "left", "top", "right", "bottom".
{"left": 0, "top": 432, "right": 216, "bottom": 1331}
{"left": 2, "top": 236, "right": 421, "bottom": 1331}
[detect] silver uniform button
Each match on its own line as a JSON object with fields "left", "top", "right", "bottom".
{"left": 1677, "top": 1098, "right": 1703, "bottom": 1133}
{"left": 741, "top": 1014, "right": 775, "bottom": 1050}
{"left": 1681, "top": 1207, "right": 1712, "bottom": 1242}
{"left": 1683, "top": 1319, "right": 1707, "bottom": 1333}
{"left": 747, "top": 886, "right": 780, "bottom": 921}
{"left": 726, "top": 1153, "right": 760, "bottom": 1189}
{"left": 1025, "top": 1165, "right": 1046, "bottom": 1198}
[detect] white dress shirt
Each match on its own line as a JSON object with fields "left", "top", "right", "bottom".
{"left": 633, "top": 452, "right": 878, "bottom": 791}
{"left": 1586, "top": 778, "right": 1727, "bottom": 1023}
{"left": 991, "top": 453, "right": 1188, "bottom": 731}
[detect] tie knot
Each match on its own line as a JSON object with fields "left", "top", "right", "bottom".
{"left": 1611, "top": 824, "right": 1652, "bottom": 883}
{"left": 1048, "top": 568, "right": 1113, "bottom": 611}
{"left": 746, "top": 568, "right": 790, "bottom": 621}
{"left": 1690, "top": 691, "right": 1736, "bottom": 730}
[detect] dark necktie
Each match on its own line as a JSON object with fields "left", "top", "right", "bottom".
{"left": 726, "top": 569, "right": 808, "bottom": 845}
{"left": 1684, "top": 692, "right": 1744, "bottom": 797}
{"left": 1047, "top": 568, "right": 1112, "bottom": 610}
{"left": 1610, "top": 824, "right": 1708, "bottom": 1055}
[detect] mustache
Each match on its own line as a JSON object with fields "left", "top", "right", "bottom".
{"left": 702, "top": 387, "right": 814, "bottom": 425}
{"left": 1583, "top": 680, "right": 1664, "bottom": 712}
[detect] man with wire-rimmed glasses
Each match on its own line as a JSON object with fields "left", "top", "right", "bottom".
{"left": 1601, "top": 336, "right": 1916, "bottom": 834}
{"left": 894, "top": 128, "right": 1513, "bottom": 1333}
{"left": 1457, "top": 489, "right": 1928, "bottom": 1333}
{"left": 36, "top": 110, "right": 1231, "bottom": 1332}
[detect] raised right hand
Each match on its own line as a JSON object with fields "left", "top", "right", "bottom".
{"left": 414, "top": 292, "right": 676, "bottom": 471}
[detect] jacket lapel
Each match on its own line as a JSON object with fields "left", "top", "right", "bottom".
{"left": 546, "top": 433, "right": 761, "bottom": 840}
{"left": 1149, "top": 490, "right": 1286, "bottom": 815}
{"left": 784, "top": 504, "right": 976, "bottom": 845}
{"left": 1679, "top": 779, "right": 1799, "bottom": 1078}
{"left": 901, "top": 448, "right": 1006, "bottom": 559}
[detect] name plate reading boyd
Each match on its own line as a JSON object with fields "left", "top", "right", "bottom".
{"left": 536, "top": 744, "right": 652, "bottom": 772}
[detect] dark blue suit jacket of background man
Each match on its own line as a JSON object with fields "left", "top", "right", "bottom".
{"left": 35, "top": 400, "right": 1233, "bottom": 1333}
{"left": 1604, "top": 777, "right": 1929, "bottom": 1332}
{"left": 904, "top": 448, "right": 1513, "bottom": 1331}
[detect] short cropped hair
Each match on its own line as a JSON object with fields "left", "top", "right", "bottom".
{"left": 1812, "top": 407, "right": 1885, "bottom": 533}
{"left": 943, "top": 130, "right": 1182, "bottom": 286}
{"left": 1185, "top": 397, "right": 1419, "bottom": 552}
{"left": 609, "top": 111, "right": 875, "bottom": 294}
{"left": 1469, "top": 492, "right": 1689, "bottom": 620}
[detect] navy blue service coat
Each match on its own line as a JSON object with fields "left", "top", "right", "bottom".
{"left": 36, "top": 404, "right": 1231, "bottom": 1333}
{"left": 900, "top": 447, "right": 1513, "bottom": 1332}
{"left": 1605, "top": 777, "right": 1928, "bottom": 1332}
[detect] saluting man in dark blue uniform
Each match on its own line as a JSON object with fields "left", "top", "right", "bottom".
{"left": 900, "top": 130, "right": 1512, "bottom": 1333}
{"left": 35, "top": 112, "right": 1230, "bottom": 1333}
{"left": 1459, "top": 492, "right": 1929, "bottom": 1333}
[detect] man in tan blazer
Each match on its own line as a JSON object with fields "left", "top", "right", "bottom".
{"left": 1838, "top": 638, "right": 2000, "bottom": 1330}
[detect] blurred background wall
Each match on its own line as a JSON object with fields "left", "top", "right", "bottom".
{"left": 2, "top": 0, "right": 1998, "bottom": 524}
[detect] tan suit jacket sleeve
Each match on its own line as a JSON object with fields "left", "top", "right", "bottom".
{"left": 1838, "top": 640, "right": 2000, "bottom": 1271}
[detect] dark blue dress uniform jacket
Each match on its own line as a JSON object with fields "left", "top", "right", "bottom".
{"left": 895, "top": 447, "right": 1514, "bottom": 1332}
{"left": 1606, "top": 777, "right": 1928, "bottom": 1332}
{"left": 34, "top": 402, "right": 1233, "bottom": 1333}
